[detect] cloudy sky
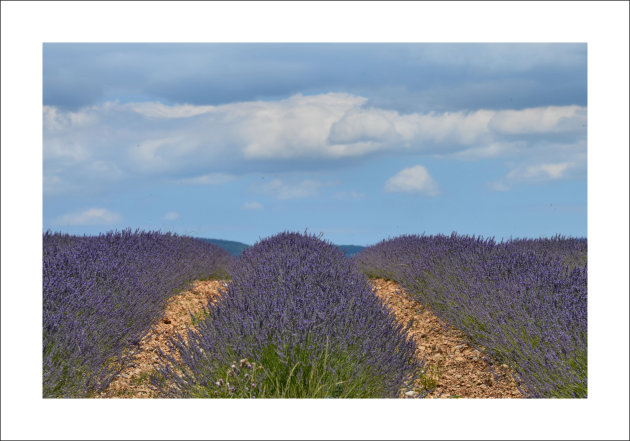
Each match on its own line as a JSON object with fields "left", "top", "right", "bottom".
{"left": 43, "top": 43, "right": 587, "bottom": 245}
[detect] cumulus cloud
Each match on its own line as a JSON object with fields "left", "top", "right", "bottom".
{"left": 128, "top": 102, "right": 216, "bottom": 119}
{"left": 384, "top": 165, "right": 440, "bottom": 196}
{"left": 54, "top": 208, "right": 122, "bottom": 226}
{"left": 241, "top": 201, "right": 264, "bottom": 211}
{"left": 238, "top": 93, "right": 367, "bottom": 159}
{"left": 258, "top": 178, "right": 324, "bottom": 200}
{"left": 328, "top": 108, "right": 400, "bottom": 144}
{"left": 162, "top": 211, "right": 180, "bottom": 220}
{"left": 43, "top": 94, "right": 587, "bottom": 195}
{"left": 515, "top": 162, "right": 572, "bottom": 180}
{"left": 489, "top": 160, "right": 583, "bottom": 191}
{"left": 488, "top": 105, "right": 586, "bottom": 134}
{"left": 445, "top": 141, "right": 524, "bottom": 161}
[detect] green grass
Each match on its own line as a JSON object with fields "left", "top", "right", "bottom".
{"left": 549, "top": 348, "right": 587, "bottom": 398}
{"left": 190, "top": 309, "right": 210, "bottom": 327}
{"left": 132, "top": 371, "right": 151, "bottom": 386}
{"left": 253, "top": 340, "right": 389, "bottom": 398}
{"left": 183, "top": 338, "right": 397, "bottom": 399}
{"left": 418, "top": 361, "right": 442, "bottom": 391}
{"left": 197, "top": 271, "right": 230, "bottom": 281}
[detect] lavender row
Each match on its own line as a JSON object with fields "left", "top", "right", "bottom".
{"left": 154, "top": 232, "right": 424, "bottom": 398}
{"left": 43, "top": 229, "right": 234, "bottom": 398}
{"left": 354, "top": 233, "right": 587, "bottom": 398}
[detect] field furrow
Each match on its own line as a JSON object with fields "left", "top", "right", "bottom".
{"left": 98, "top": 280, "right": 226, "bottom": 398}
{"left": 43, "top": 231, "right": 586, "bottom": 399}
{"left": 372, "top": 278, "right": 523, "bottom": 398}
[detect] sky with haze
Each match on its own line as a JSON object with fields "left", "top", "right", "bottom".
{"left": 43, "top": 43, "right": 587, "bottom": 245}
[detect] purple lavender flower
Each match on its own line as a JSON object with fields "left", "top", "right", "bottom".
{"left": 354, "top": 233, "right": 587, "bottom": 398}
{"left": 154, "top": 232, "right": 423, "bottom": 398}
{"left": 43, "top": 229, "right": 234, "bottom": 397}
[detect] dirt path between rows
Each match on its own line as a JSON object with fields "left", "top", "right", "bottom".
{"left": 371, "top": 278, "right": 524, "bottom": 398}
{"left": 98, "top": 279, "right": 226, "bottom": 398}
{"left": 99, "top": 277, "right": 524, "bottom": 398}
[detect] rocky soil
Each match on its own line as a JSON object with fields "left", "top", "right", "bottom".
{"left": 371, "top": 278, "right": 523, "bottom": 398}
{"left": 98, "top": 279, "right": 225, "bottom": 398}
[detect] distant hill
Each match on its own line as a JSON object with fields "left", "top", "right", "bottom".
{"left": 198, "top": 238, "right": 251, "bottom": 256}
{"left": 336, "top": 245, "right": 365, "bottom": 257}
{"left": 198, "top": 237, "right": 365, "bottom": 258}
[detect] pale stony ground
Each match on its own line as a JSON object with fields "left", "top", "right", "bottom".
{"left": 371, "top": 278, "right": 523, "bottom": 398}
{"left": 97, "top": 280, "right": 225, "bottom": 398}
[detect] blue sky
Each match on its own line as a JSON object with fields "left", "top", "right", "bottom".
{"left": 43, "top": 43, "right": 587, "bottom": 245}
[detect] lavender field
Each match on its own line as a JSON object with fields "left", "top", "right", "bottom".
{"left": 153, "top": 232, "right": 423, "bottom": 398}
{"left": 354, "top": 234, "right": 587, "bottom": 398}
{"left": 43, "top": 230, "right": 234, "bottom": 397}
{"left": 43, "top": 230, "right": 587, "bottom": 398}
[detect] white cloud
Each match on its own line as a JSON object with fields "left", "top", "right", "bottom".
{"left": 43, "top": 105, "right": 98, "bottom": 133}
{"left": 445, "top": 141, "right": 524, "bottom": 161}
{"left": 258, "top": 178, "right": 324, "bottom": 200}
{"left": 489, "top": 161, "right": 581, "bottom": 191}
{"left": 54, "top": 208, "right": 122, "bottom": 226}
{"left": 323, "top": 141, "right": 383, "bottom": 158}
{"left": 328, "top": 108, "right": 400, "bottom": 144}
{"left": 489, "top": 105, "right": 586, "bottom": 134}
{"left": 384, "top": 165, "right": 440, "bottom": 196}
{"left": 128, "top": 102, "right": 216, "bottom": 119}
{"left": 239, "top": 93, "right": 367, "bottom": 159}
{"left": 43, "top": 174, "right": 76, "bottom": 195}
{"left": 241, "top": 201, "right": 264, "bottom": 211}
{"left": 162, "top": 211, "right": 180, "bottom": 220}
{"left": 43, "top": 95, "right": 587, "bottom": 194}
{"left": 328, "top": 107, "right": 497, "bottom": 150}
{"left": 516, "top": 162, "right": 572, "bottom": 180}
{"left": 179, "top": 173, "right": 234, "bottom": 185}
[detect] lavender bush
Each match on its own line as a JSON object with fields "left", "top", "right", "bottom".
{"left": 43, "top": 229, "right": 234, "bottom": 398}
{"left": 153, "top": 232, "right": 424, "bottom": 398}
{"left": 354, "top": 233, "right": 587, "bottom": 398}
{"left": 506, "top": 235, "right": 587, "bottom": 270}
